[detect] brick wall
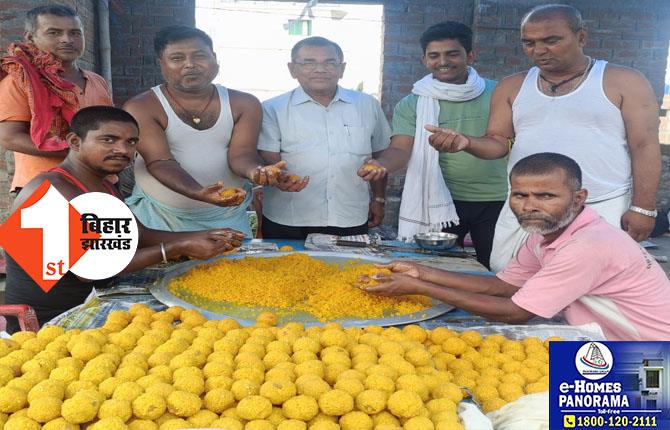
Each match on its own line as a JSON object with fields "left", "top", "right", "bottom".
{"left": 0, "top": 0, "right": 97, "bottom": 222}
{"left": 381, "top": 0, "right": 670, "bottom": 117}
{"left": 472, "top": 0, "right": 670, "bottom": 97}
{"left": 380, "top": 0, "right": 475, "bottom": 116}
{"left": 109, "top": 0, "right": 195, "bottom": 105}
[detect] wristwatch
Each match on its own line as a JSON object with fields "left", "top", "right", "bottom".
{"left": 629, "top": 205, "right": 658, "bottom": 218}
{"left": 373, "top": 197, "right": 386, "bottom": 205}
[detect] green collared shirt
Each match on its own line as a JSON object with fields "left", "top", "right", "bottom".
{"left": 392, "top": 79, "right": 508, "bottom": 202}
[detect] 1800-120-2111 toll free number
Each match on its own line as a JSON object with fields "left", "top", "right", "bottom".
{"left": 564, "top": 415, "right": 657, "bottom": 428}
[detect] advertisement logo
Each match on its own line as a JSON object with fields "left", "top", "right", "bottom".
{"left": 575, "top": 341, "right": 613, "bottom": 380}
{"left": 0, "top": 181, "right": 138, "bottom": 291}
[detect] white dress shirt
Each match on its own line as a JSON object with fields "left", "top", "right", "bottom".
{"left": 259, "top": 86, "right": 391, "bottom": 227}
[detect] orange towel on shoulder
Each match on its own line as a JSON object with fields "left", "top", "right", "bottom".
{"left": 0, "top": 42, "right": 78, "bottom": 151}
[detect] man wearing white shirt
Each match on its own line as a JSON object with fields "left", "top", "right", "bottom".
{"left": 258, "top": 36, "right": 391, "bottom": 239}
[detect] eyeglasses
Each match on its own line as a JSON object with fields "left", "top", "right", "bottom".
{"left": 293, "top": 61, "right": 343, "bottom": 72}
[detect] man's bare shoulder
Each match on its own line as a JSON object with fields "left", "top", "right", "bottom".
{"left": 497, "top": 71, "right": 529, "bottom": 92}
{"left": 123, "top": 90, "right": 161, "bottom": 113}
{"left": 227, "top": 89, "right": 262, "bottom": 120}
{"left": 228, "top": 89, "right": 261, "bottom": 109}
{"left": 604, "top": 63, "right": 651, "bottom": 87}
{"left": 490, "top": 71, "right": 529, "bottom": 106}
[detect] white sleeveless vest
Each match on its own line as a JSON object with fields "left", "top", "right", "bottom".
{"left": 134, "top": 85, "right": 247, "bottom": 208}
{"left": 510, "top": 60, "right": 631, "bottom": 202}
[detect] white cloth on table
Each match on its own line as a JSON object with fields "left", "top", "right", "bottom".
{"left": 398, "top": 68, "right": 486, "bottom": 240}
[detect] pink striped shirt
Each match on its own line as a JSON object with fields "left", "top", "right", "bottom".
{"left": 497, "top": 207, "right": 670, "bottom": 341}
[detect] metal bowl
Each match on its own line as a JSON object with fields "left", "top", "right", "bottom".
{"left": 414, "top": 232, "right": 458, "bottom": 250}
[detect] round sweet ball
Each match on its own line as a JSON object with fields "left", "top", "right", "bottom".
{"left": 474, "top": 385, "right": 499, "bottom": 403}
{"left": 441, "top": 338, "right": 467, "bottom": 356}
{"left": 61, "top": 393, "right": 100, "bottom": 424}
{"left": 525, "top": 381, "right": 549, "bottom": 394}
{"left": 210, "top": 417, "right": 244, "bottom": 430}
{"left": 166, "top": 390, "right": 202, "bottom": 418}
{"left": 98, "top": 399, "right": 133, "bottom": 422}
{"left": 387, "top": 390, "right": 423, "bottom": 418}
{"left": 309, "top": 421, "right": 340, "bottom": 430}
{"left": 318, "top": 389, "right": 354, "bottom": 416}
{"left": 355, "top": 389, "right": 387, "bottom": 415}
{"left": 278, "top": 419, "right": 308, "bottom": 430}
{"left": 132, "top": 393, "right": 167, "bottom": 420}
{"left": 157, "top": 418, "right": 190, "bottom": 430}
{"left": 340, "top": 411, "right": 374, "bottom": 430}
{"left": 283, "top": 395, "right": 319, "bottom": 421}
{"left": 431, "top": 383, "right": 463, "bottom": 403}
{"left": 41, "top": 417, "right": 82, "bottom": 430}
{"left": 320, "top": 329, "right": 349, "bottom": 348}
{"left": 376, "top": 424, "right": 402, "bottom": 430}
{"left": 3, "top": 416, "right": 41, "bottom": 430}
{"left": 334, "top": 378, "right": 365, "bottom": 398}
{"left": 425, "top": 398, "right": 457, "bottom": 415}
{"left": 88, "top": 417, "right": 128, "bottom": 430}
{"left": 261, "top": 380, "right": 298, "bottom": 405}
{"left": 236, "top": 395, "right": 273, "bottom": 421}
{"left": 127, "top": 419, "right": 159, "bottom": 430}
{"left": 403, "top": 416, "right": 434, "bottom": 430}
{"left": 204, "top": 388, "right": 236, "bottom": 413}
{"left": 498, "top": 384, "right": 524, "bottom": 403}
{"left": 434, "top": 421, "right": 464, "bottom": 430}
{"left": 482, "top": 397, "right": 508, "bottom": 413}
{"left": 246, "top": 419, "right": 275, "bottom": 430}
{"left": 459, "top": 330, "right": 483, "bottom": 348}
{"left": 396, "top": 374, "right": 429, "bottom": 401}
{"left": 26, "top": 396, "right": 62, "bottom": 423}
{"left": 188, "top": 409, "right": 219, "bottom": 428}
{"left": 373, "top": 410, "right": 401, "bottom": 427}
{"left": 405, "top": 348, "right": 431, "bottom": 367}
{"left": 0, "top": 387, "right": 28, "bottom": 413}
{"left": 27, "top": 379, "right": 65, "bottom": 402}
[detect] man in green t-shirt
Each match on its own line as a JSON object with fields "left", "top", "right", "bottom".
{"left": 367, "top": 22, "right": 507, "bottom": 269}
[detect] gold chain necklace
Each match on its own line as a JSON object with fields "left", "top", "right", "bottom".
{"left": 164, "top": 84, "right": 216, "bottom": 124}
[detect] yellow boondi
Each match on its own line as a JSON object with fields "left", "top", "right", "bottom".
{"left": 167, "top": 253, "right": 431, "bottom": 321}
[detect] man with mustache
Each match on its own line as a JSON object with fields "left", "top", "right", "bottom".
{"left": 371, "top": 21, "right": 507, "bottom": 269}
{"left": 258, "top": 37, "right": 391, "bottom": 239}
{"left": 3, "top": 106, "right": 245, "bottom": 331}
{"left": 419, "top": 4, "right": 661, "bottom": 272}
{"left": 365, "top": 153, "right": 670, "bottom": 341}
{"left": 124, "top": 26, "right": 299, "bottom": 236}
{"left": 0, "top": 5, "right": 113, "bottom": 196}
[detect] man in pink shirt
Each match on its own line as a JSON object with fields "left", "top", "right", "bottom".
{"left": 365, "top": 152, "right": 670, "bottom": 341}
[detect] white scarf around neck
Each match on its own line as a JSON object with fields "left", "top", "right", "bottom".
{"left": 398, "top": 67, "right": 486, "bottom": 241}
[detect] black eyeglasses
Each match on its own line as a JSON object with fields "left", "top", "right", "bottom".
{"left": 293, "top": 61, "right": 343, "bottom": 72}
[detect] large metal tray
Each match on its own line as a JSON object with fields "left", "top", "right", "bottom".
{"left": 150, "top": 251, "right": 453, "bottom": 327}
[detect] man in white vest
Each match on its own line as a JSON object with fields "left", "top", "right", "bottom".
{"left": 420, "top": 4, "right": 661, "bottom": 272}
{"left": 124, "top": 26, "right": 298, "bottom": 236}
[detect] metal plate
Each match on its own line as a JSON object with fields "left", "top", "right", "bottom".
{"left": 150, "top": 251, "right": 454, "bottom": 327}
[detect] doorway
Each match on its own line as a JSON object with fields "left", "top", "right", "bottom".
{"left": 195, "top": 1, "right": 384, "bottom": 102}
